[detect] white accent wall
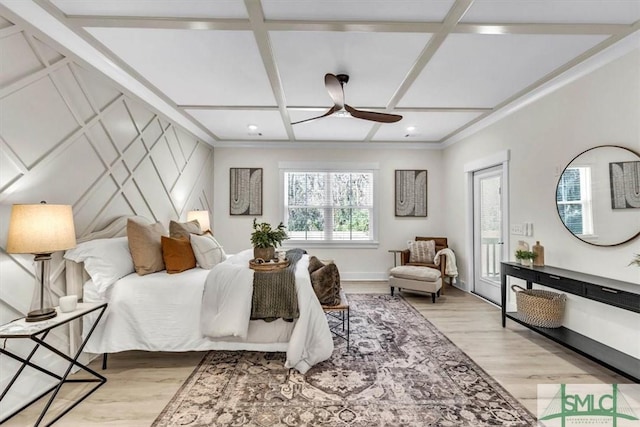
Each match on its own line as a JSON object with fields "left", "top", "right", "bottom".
{"left": 212, "top": 147, "right": 446, "bottom": 281}
{"left": 441, "top": 49, "right": 640, "bottom": 358}
{"left": 0, "top": 14, "right": 213, "bottom": 417}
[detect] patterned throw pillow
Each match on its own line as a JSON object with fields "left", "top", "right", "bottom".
{"left": 408, "top": 240, "right": 436, "bottom": 264}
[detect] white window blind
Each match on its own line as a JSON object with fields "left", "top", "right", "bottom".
{"left": 283, "top": 170, "right": 376, "bottom": 243}
{"left": 556, "top": 166, "right": 593, "bottom": 235}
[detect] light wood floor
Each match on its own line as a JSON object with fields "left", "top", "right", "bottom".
{"left": 5, "top": 282, "right": 631, "bottom": 426}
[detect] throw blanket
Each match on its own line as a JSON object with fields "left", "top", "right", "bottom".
{"left": 434, "top": 248, "right": 458, "bottom": 277}
{"left": 251, "top": 248, "right": 305, "bottom": 322}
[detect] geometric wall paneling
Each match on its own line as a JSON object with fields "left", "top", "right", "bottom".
{"left": 0, "top": 15, "right": 13, "bottom": 28}
{"left": 101, "top": 99, "right": 140, "bottom": 152}
{"left": 50, "top": 64, "right": 95, "bottom": 123}
{"left": 31, "top": 35, "right": 65, "bottom": 65}
{"left": 86, "top": 122, "right": 119, "bottom": 165}
{"left": 0, "top": 12, "right": 214, "bottom": 417}
{"left": 0, "top": 76, "right": 80, "bottom": 168}
{"left": 124, "top": 97, "right": 156, "bottom": 132}
{"left": 0, "top": 32, "right": 44, "bottom": 88}
{"left": 70, "top": 63, "right": 122, "bottom": 113}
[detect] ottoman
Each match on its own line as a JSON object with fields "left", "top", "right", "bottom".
{"left": 389, "top": 265, "right": 442, "bottom": 303}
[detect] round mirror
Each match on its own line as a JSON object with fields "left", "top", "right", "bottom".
{"left": 556, "top": 145, "right": 640, "bottom": 247}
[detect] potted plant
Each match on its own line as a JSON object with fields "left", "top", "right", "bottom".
{"left": 250, "top": 218, "right": 289, "bottom": 261}
{"left": 515, "top": 249, "right": 537, "bottom": 267}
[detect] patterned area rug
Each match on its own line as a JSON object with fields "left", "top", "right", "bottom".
{"left": 153, "top": 294, "right": 536, "bottom": 426}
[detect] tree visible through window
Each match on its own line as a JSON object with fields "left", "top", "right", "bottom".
{"left": 284, "top": 171, "right": 375, "bottom": 242}
{"left": 556, "top": 166, "right": 593, "bottom": 235}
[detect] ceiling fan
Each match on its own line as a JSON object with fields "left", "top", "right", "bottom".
{"left": 291, "top": 73, "right": 403, "bottom": 125}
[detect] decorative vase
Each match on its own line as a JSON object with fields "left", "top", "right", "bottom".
{"left": 254, "top": 246, "right": 275, "bottom": 261}
{"left": 522, "top": 258, "right": 533, "bottom": 267}
{"left": 533, "top": 241, "right": 545, "bottom": 266}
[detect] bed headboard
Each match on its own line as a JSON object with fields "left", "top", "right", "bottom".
{"left": 65, "top": 215, "right": 150, "bottom": 300}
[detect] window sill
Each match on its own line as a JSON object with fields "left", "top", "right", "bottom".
{"left": 283, "top": 240, "right": 379, "bottom": 249}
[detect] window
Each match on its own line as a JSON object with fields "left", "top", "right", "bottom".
{"left": 556, "top": 166, "right": 593, "bottom": 235}
{"left": 281, "top": 164, "right": 378, "bottom": 245}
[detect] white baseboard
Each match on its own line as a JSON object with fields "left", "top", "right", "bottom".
{"left": 340, "top": 272, "right": 389, "bottom": 281}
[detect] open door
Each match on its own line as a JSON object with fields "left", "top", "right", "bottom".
{"left": 473, "top": 165, "right": 504, "bottom": 304}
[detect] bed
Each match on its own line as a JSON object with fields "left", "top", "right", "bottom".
{"left": 64, "top": 216, "right": 334, "bottom": 374}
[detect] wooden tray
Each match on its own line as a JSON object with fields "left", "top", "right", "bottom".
{"left": 249, "top": 258, "right": 289, "bottom": 272}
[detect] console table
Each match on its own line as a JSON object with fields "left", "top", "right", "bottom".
{"left": 500, "top": 262, "right": 639, "bottom": 382}
{"left": 0, "top": 303, "right": 108, "bottom": 426}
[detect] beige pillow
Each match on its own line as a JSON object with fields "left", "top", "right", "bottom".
{"left": 127, "top": 219, "right": 167, "bottom": 275}
{"left": 409, "top": 240, "right": 436, "bottom": 264}
{"left": 169, "top": 220, "right": 202, "bottom": 240}
{"left": 190, "top": 233, "right": 225, "bottom": 269}
{"left": 161, "top": 236, "right": 196, "bottom": 274}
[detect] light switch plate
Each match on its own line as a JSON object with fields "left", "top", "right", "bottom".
{"left": 511, "top": 224, "right": 524, "bottom": 235}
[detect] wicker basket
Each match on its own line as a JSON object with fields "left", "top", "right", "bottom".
{"left": 511, "top": 285, "right": 566, "bottom": 328}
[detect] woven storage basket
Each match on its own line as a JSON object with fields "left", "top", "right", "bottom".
{"left": 511, "top": 285, "right": 566, "bottom": 328}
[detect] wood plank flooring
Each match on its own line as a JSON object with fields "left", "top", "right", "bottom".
{"left": 4, "top": 282, "right": 632, "bottom": 426}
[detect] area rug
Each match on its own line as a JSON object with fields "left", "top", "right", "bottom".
{"left": 153, "top": 294, "right": 536, "bottom": 426}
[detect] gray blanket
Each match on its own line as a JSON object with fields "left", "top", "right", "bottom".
{"left": 250, "top": 248, "right": 305, "bottom": 322}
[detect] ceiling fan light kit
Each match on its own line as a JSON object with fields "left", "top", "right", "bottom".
{"left": 291, "top": 73, "right": 403, "bottom": 125}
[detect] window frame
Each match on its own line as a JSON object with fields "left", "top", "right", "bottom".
{"left": 557, "top": 165, "right": 594, "bottom": 237}
{"left": 279, "top": 162, "right": 379, "bottom": 248}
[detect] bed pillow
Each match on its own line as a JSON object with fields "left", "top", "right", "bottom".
{"left": 309, "top": 259, "right": 341, "bottom": 306}
{"left": 408, "top": 240, "right": 436, "bottom": 264}
{"left": 127, "top": 219, "right": 167, "bottom": 275}
{"left": 190, "top": 233, "right": 225, "bottom": 269}
{"left": 161, "top": 236, "right": 196, "bottom": 274}
{"left": 64, "top": 236, "right": 134, "bottom": 294}
{"left": 169, "top": 220, "right": 202, "bottom": 240}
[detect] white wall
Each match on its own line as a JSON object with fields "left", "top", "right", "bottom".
{"left": 0, "top": 15, "right": 214, "bottom": 418}
{"left": 213, "top": 147, "right": 446, "bottom": 280}
{"left": 441, "top": 49, "right": 640, "bottom": 357}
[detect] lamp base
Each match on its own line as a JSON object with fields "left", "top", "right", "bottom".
{"left": 25, "top": 307, "right": 57, "bottom": 322}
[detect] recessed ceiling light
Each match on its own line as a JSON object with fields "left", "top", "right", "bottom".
{"left": 247, "top": 124, "right": 258, "bottom": 131}
{"left": 406, "top": 126, "right": 416, "bottom": 132}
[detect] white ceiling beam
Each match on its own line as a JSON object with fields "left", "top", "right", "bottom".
{"left": 244, "top": 0, "right": 295, "bottom": 141}
{"left": 364, "top": 0, "right": 474, "bottom": 141}
{"left": 65, "top": 16, "right": 251, "bottom": 30}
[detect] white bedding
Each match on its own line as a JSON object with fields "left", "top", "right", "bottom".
{"left": 82, "top": 249, "right": 333, "bottom": 373}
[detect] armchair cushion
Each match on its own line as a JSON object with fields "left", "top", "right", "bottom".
{"left": 408, "top": 240, "right": 436, "bottom": 264}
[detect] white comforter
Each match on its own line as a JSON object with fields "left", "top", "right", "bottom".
{"left": 201, "top": 249, "right": 334, "bottom": 373}
{"left": 82, "top": 249, "right": 333, "bottom": 374}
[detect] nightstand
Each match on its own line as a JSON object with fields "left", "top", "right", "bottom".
{"left": 0, "top": 302, "right": 107, "bottom": 426}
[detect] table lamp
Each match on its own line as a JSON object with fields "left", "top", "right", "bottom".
{"left": 6, "top": 202, "right": 76, "bottom": 322}
{"left": 187, "top": 210, "right": 211, "bottom": 233}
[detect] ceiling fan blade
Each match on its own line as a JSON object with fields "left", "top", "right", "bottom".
{"left": 344, "top": 105, "right": 402, "bottom": 123}
{"left": 324, "top": 73, "right": 344, "bottom": 109}
{"left": 291, "top": 106, "right": 338, "bottom": 125}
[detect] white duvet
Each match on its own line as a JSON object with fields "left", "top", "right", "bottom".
{"left": 83, "top": 249, "right": 333, "bottom": 373}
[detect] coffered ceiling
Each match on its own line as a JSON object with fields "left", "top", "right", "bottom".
{"left": 4, "top": 0, "right": 640, "bottom": 146}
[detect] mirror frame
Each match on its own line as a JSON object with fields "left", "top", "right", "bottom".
{"left": 556, "top": 144, "right": 640, "bottom": 247}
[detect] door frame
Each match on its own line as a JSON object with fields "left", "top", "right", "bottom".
{"left": 464, "top": 150, "right": 510, "bottom": 303}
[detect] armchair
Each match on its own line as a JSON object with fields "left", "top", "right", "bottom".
{"left": 400, "top": 237, "right": 449, "bottom": 293}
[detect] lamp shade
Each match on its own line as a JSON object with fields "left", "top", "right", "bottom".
{"left": 187, "top": 210, "right": 210, "bottom": 233}
{"left": 6, "top": 204, "right": 76, "bottom": 254}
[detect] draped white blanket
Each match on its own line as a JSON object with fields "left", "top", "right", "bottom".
{"left": 434, "top": 248, "right": 458, "bottom": 277}
{"left": 200, "top": 249, "right": 334, "bottom": 373}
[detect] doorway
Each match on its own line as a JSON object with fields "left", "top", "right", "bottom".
{"left": 472, "top": 166, "right": 504, "bottom": 304}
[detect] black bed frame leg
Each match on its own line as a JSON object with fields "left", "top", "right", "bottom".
{"left": 390, "top": 286, "right": 394, "bottom": 296}
{"left": 102, "top": 353, "right": 108, "bottom": 370}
